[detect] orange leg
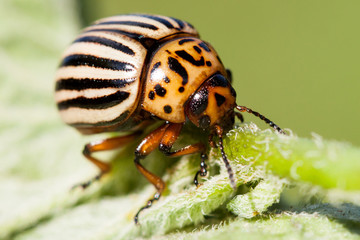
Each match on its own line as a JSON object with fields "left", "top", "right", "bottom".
{"left": 75, "top": 131, "right": 141, "bottom": 189}
{"left": 133, "top": 123, "right": 170, "bottom": 223}
{"left": 134, "top": 123, "right": 208, "bottom": 223}
{"left": 165, "top": 143, "right": 208, "bottom": 186}
{"left": 158, "top": 123, "right": 208, "bottom": 185}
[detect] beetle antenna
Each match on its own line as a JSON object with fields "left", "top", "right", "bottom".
{"left": 215, "top": 125, "right": 237, "bottom": 190}
{"left": 236, "top": 105, "right": 285, "bottom": 134}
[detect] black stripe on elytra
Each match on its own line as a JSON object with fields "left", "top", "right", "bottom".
{"left": 179, "top": 38, "right": 195, "bottom": 45}
{"left": 86, "top": 28, "right": 144, "bottom": 41}
{"left": 96, "top": 21, "right": 158, "bottom": 30}
{"left": 130, "top": 14, "right": 175, "bottom": 29}
{"left": 168, "top": 57, "right": 188, "bottom": 85}
{"left": 58, "top": 91, "right": 130, "bottom": 110}
{"left": 185, "top": 21, "right": 195, "bottom": 29}
{"left": 55, "top": 78, "right": 136, "bottom": 91}
{"left": 175, "top": 50, "right": 205, "bottom": 66}
{"left": 199, "top": 42, "right": 211, "bottom": 52}
{"left": 85, "top": 28, "right": 156, "bottom": 48}
{"left": 61, "top": 54, "right": 135, "bottom": 71}
{"left": 169, "top": 17, "right": 185, "bottom": 29}
{"left": 215, "top": 93, "right": 226, "bottom": 107}
{"left": 74, "top": 36, "right": 135, "bottom": 55}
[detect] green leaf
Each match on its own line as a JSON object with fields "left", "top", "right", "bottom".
{"left": 223, "top": 124, "right": 360, "bottom": 190}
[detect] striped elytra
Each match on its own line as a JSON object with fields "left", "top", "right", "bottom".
{"left": 55, "top": 14, "right": 198, "bottom": 134}
{"left": 56, "top": 14, "right": 285, "bottom": 223}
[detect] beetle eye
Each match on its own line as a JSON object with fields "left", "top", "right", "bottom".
{"left": 188, "top": 89, "right": 209, "bottom": 116}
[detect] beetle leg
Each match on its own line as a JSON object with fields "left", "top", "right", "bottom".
{"left": 235, "top": 112, "right": 244, "bottom": 123}
{"left": 162, "top": 143, "right": 208, "bottom": 187}
{"left": 208, "top": 133, "right": 216, "bottom": 148}
{"left": 134, "top": 123, "right": 170, "bottom": 224}
{"left": 134, "top": 123, "right": 208, "bottom": 224}
{"left": 74, "top": 131, "right": 142, "bottom": 189}
{"left": 159, "top": 123, "right": 208, "bottom": 187}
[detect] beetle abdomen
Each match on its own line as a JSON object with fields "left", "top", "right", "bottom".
{"left": 55, "top": 14, "right": 198, "bottom": 133}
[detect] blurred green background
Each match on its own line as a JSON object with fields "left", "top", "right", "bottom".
{"left": 75, "top": 0, "right": 360, "bottom": 145}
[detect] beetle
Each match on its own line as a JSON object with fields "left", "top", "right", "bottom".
{"left": 55, "top": 14, "right": 284, "bottom": 223}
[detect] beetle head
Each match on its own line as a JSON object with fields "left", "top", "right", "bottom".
{"left": 185, "top": 73, "right": 236, "bottom": 131}
{"left": 185, "top": 73, "right": 286, "bottom": 190}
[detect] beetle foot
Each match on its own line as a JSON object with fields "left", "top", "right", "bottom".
{"left": 134, "top": 192, "right": 161, "bottom": 225}
{"left": 71, "top": 172, "right": 104, "bottom": 190}
{"left": 193, "top": 169, "right": 207, "bottom": 187}
{"left": 194, "top": 153, "right": 208, "bottom": 186}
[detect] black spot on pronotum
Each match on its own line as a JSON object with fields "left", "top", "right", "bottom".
{"left": 150, "top": 62, "right": 161, "bottom": 80}
{"left": 179, "top": 38, "right": 195, "bottom": 45}
{"left": 193, "top": 45, "right": 202, "bottom": 53}
{"left": 168, "top": 57, "right": 188, "bottom": 85}
{"left": 198, "top": 42, "right": 211, "bottom": 52}
{"left": 199, "top": 115, "right": 211, "bottom": 129}
{"left": 215, "top": 93, "right": 226, "bottom": 107}
{"left": 206, "top": 61, "right": 212, "bottom": 67}
{"left": 209, "top": 74, "right": 228, "bottom": 87}
{"left": 164, "top": 76, "right": 170, "bottom": 83}
{"left": 178, "top": 87, "right": 184, "bottom": 92}
{"left": 163, "top": 105, "right": 172, "bottom": 113}
{"left": 175, "top": 50, "right": 205, "bottom": 66}
{"left": 151, "top": 62, "right": 161, "bottom": 72}
{"left": 148, "top": 91, "right": 155, "bottom": 100}
{"left": 154, "top": 84, "right": 166, "bottom": 97}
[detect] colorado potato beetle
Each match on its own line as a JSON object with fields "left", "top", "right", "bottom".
{"left": 55, "top": 14, "right": 284, "bottom": 223}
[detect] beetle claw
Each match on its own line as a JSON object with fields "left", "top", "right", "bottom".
{"left": 71, "top": 172, "right": 104, "bottom": 191}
